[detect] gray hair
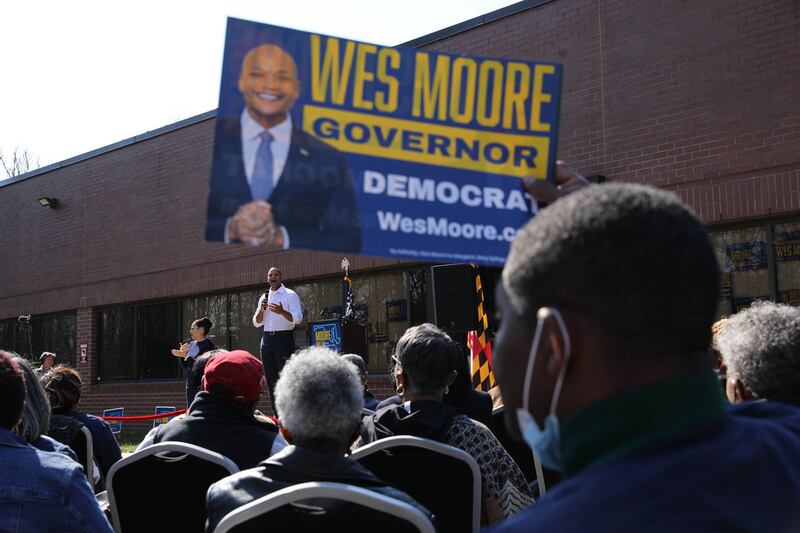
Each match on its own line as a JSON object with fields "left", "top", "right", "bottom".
{"left": 12, "top": 356, "right": 51, "bottom": 442}
{"left": 275, "top": 347, "right": 363, "bottom": 452}
{"left": 717, "top": 301, "right": 800, "bottom": 404}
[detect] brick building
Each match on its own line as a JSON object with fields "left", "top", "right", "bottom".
{"left": 1, "top": 0, "right": 798, "bottom": 431}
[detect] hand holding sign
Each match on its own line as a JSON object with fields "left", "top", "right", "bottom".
{"left": 522, "top": 161, "right": 589, "bottom": 204}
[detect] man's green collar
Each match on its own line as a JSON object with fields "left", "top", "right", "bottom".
{"left": 560, "top": 370, "right": 726, "bottom": 477}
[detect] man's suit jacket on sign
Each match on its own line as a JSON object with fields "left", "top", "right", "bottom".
{"left": 206, "top": 117, "right": 362, "bottom": 252}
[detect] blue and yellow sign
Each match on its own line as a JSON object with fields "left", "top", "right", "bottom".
{"left": 311, "top": 320, "right": 343, "bottom": 352}
{"left": 207, "top": 18, "right": 563, "bottom": 266}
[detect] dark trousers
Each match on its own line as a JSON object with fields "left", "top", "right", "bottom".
{"left": 261, "top": 330, "right": 295, "bottom": 414}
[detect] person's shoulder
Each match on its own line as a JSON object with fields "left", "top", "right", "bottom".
{"left": 728, "top": 400, "right": 800, "bottom": 440}
{"left": 82, "top": 411, "right": 113, "bottom": 430}
{"left": 208, "top": 464, "right": 267, "bottom": 500}
{"left": 292, "top": 128, "right": 346, "bottom": 162}
{"left": 282, "top": 285, "right": 299, "bottom": 297}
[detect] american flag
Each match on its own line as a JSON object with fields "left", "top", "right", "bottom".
{"left": 343, "top": 273, "right": 354, "bottom": 321}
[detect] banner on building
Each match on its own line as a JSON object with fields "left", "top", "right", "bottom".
{"left": 726, "top": 242, "right": 767, "bottom": 272}
{"left": 774, "top": 231, "right": 800, "bottom": 262}
{"left": 206, "top": 17, "right": 563, "bottom": 266}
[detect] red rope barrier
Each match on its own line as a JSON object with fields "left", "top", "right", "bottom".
{"left": 101, "top": 408, "right": 188, "bottom": 421}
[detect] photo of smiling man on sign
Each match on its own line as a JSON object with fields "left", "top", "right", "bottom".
{"left": 206, "top": 41, "right": 362, "bottom": 252}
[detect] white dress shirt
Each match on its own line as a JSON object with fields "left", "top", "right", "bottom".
{"left": 241, "top": 110, "right": 292, "bottom": 187}
{"left": 253, "top": 284, "right": 303, "bottom": 331}
{"left": 223, "top": 111, "right": 293, "bottom": 247}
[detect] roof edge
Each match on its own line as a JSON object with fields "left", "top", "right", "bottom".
{"left": 401, "top": 0, "right": 552, "bottom": 48}
{"left": 0, "top": 109, "right": 217, "bottom": 187}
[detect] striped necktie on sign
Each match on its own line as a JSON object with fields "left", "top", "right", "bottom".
{"left": 250, "top": 130, "right": 274, "bottom": 201}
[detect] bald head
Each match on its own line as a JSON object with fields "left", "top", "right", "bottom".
{"left": 238, "top": 44, "right": 300, "bottom": 129}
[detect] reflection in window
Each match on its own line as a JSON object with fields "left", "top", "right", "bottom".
{"left": 710, "top": 227, "right": 770, "bottom": 317}
{"left": 0, "top": 313, "right": 76, "bottom": 366}
{"left": 182, "top": 295, "right": 230, "bottom": 349}
{"left": 775, "top": 223, "right": 800, "bottom": 306}
{"left": 98, "top": 303, "right": 181, "bottom": 381}
{"left": 99, "top": 307, "right": 137, "bottom": 380}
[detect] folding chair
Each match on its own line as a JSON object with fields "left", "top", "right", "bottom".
{"left": 491, "top": 405, "right": 547, "bottom": 496}
{"left": 107, "top": 441, "right": 238, "bottom": 533}
{"left": 350, "top": 435, "right": 481, "bottom": 532}
{"left": 48, "top": 414, "right": 95, "bottom": 489}
{"left": 213, "top": 481, "right": 435, "bottom": 533}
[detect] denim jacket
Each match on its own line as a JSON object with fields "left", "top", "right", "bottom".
{"left": 0, "top": 428, "right": 112, "bottom": 533}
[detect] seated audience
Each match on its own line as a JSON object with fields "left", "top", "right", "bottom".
{"left": 0, "top": 350, "right": 112, "bottom": 532}
{"left": 341, "top": 353, "right": 380, "bottom": 411}
{"left": 137, "top": 350, "right": 285, "bottom": 469}
{"left": 40, "top": 365, "right": 122, "bottom": 478}
{"left": 488, "top": 180, "right": 800, "bottom": 532}
{"left": 360, "top": 323, "right": 534, "bottom": 524}
{"left": 205, "top": 347, "right": 429, "bottom": 532}
{"left": 717, "top": 301, "right": 800, "bottom": 405}
{"left": 12, "top": 355, "right": 77, "bottom": 460}
{"left": 376, "top": 346, "right": 493, "bottom": 427}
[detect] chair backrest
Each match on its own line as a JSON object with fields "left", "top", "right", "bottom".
{"left": 48, "top": 414, "right": 94, "bottom": 487}
{"left": 77, "top": 425, "right": 95, "bottom": 491}
{"left": 350, "top": 435, "right": 481, "bottom": 533}
{"left": 213, "top": 481, "right": 436, "bottom": 533}
{"left": 491, "top": 406, "right": 546, "bottom": 496}
{"left": 107, "top": 441, "right": 238, "bottom": 533}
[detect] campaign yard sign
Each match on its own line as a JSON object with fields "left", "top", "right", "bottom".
{"left": 103, "top": 407, "right": 124, "bottom": 435}
{"left": 153, "top": 406, "right": 177, "bottom": 429}
{"left": 207, "top": 17, "right": 562, "bottom": 266}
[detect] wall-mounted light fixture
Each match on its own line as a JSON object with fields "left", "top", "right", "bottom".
{"left": 37, "top": 197, "right": 59, "bottom": 209}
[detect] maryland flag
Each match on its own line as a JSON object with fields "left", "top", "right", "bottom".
{"left": 468, "top": 266, "right": 496, "bottom": 391}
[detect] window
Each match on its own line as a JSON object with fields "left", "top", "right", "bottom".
{"left": 0, "top": 312, "right": 76, "bottom": 366}
{"left": 775, "top": 222, "right": 800, "bottom": 306}
{"left": 710, "top": 227, "right": 770, "bottom": 317}
{"left": 709, "top": 219, "right": 800, "bottom": 318}
{"left": 98, "top": 302, "right": 181, "bottom": 381}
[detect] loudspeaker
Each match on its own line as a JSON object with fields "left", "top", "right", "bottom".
{"left": 429, "top": 264, "right": 477, "bottom": 332}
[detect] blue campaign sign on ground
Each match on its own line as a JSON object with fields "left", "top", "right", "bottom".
{"left": 206, "top": 17, "right": 562, "bottom": 266}
{"left": 153, "top": 406, "right": 177, "bottom": 429}
{"left": 103, "top": 407, "right": 124, "bottom": 434}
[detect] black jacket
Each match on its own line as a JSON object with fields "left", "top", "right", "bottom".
{"left": 151, "top": 391, "right": 279, "bottom": 470}
{"left": 205, "top": 445, "right": 431, "bottom": 532}
{"left": 376, "top": 391, "right": 493, "bottom": 428}
{"left": 361, "top": 401, "right": 458, "bottom": 444}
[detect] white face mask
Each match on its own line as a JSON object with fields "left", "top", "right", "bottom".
{"left": 516, "top": 307, "right": 572, "bottom": 471}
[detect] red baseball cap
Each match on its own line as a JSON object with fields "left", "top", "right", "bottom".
{"left": 202, "top": 350, "right": 266, "bottom": 403}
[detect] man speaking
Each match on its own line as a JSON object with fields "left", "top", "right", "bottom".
{"left": 253, "top": 266, "right": 303, "bottom": 413}
{"left": 206, "top": 43, "right": 361, "bottom": 252}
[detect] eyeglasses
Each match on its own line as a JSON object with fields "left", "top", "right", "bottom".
{"left": 391, "top": 355, "right": 401, "bottom": 367}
